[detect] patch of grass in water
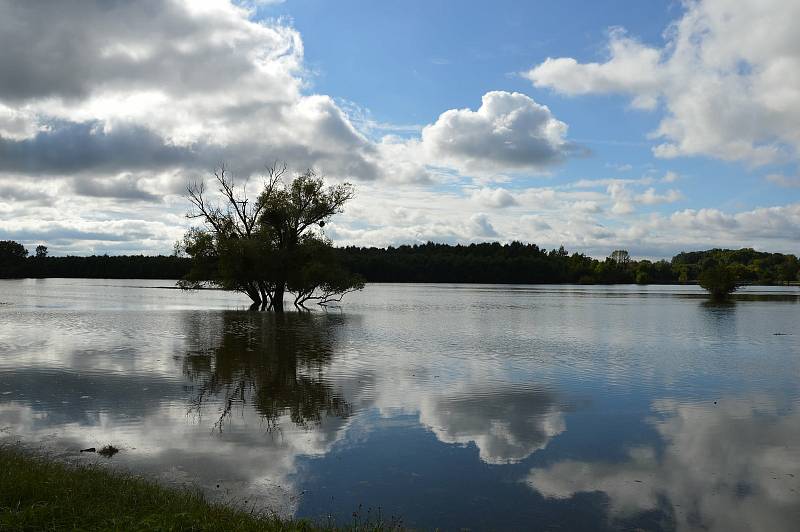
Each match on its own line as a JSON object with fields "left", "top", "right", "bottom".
{"left": 97, "top": 444, "right": 119, "bottom": 458}
{"left": 0, "top": 444, "right": 398, "bottom": 531}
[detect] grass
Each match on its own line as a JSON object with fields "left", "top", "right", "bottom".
{"left": 0, "top": 445, "right": 340, "bottom": 531}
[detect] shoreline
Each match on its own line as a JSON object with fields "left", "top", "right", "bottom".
{"left": 0, "top": 444, "right": 332, "bottom": 531}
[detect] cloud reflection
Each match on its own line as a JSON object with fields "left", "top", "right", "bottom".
{"left": 527, "top": 398, "right": 800, "bottom": 531}
{"left": 0, "top": 311, "right": 356, "bottom": 517}
{"left": 419, "top": 387, "right": 565, "bottom": 464}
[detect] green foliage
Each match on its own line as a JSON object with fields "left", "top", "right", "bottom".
{"left": 181, "top": 165, "right": 361, "bottom": 310}
{"left": 0, "top": 240, "right": 28, "bottom": 278}
{"left": 13, "top": 254, "right": 190, "bottom": 280}
{"left": 698, "top": 264, "right": 741, "bottom": 299}
{"left": 0, "top": 445, "right": 318, "bottom": 531}
{"left": 287, "top": 236, "right": 365, "bottom": 307}
{"left": 337, "top": 243, "right": 669, "bottom": 285}
{"left": 673, "top": 248, "right": 799, "bottom": 284}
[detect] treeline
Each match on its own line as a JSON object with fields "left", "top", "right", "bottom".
{"left": 338, "top": 243, "right": 799, "bottom": 284}
{"left": 1, "top": 240, "right": 798, "bottom": 284}
{"left": 0, "top": 241, "right": 190, "bottom": 279}
{"left": 25, "top": 255, "right": 190, "bottom": 279}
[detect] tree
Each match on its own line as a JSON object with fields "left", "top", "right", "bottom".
{"left": 287, "top": 235, "right": 364, "bottom": 309}
{"left": 256, "top": 166, "right": 358, "bottom": 310}
{"left": 698, "top": 264, "right": 741, "bottom": 300}
{"left": 610, "top": 249, "right": 630, "bottom": 265}
{"left": 0, "top": 240, "right": 28, "bottom": 278}
{"left": 35, "top": 245, "right": 48, "bottom": 258}
{"left": 180, "top": 163, "right": 363, "bottom": 311}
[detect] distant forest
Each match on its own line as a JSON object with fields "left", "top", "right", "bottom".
{"left": 1, "top": 240, "right": 798, "bottom": 285}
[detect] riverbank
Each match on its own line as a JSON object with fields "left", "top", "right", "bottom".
{"left": 0, "top": 445, "right": 319, "bottom": 531}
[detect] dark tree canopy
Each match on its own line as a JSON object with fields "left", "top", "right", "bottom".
{"left": 0, "top": 240, "right": 28, "bottom": 278}
{"left": 698, "top": 264, "right": 741, "bottom": 300}
{"left": 179, "top": 163, "right": 364, "bottom": 311}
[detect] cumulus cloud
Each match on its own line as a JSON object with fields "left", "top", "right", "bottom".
{"left": 467, "top": 213, "right": 499, "bottom": 238}
{"left": 669, "top": 204, "right": 800, "bottom": 238}
{"left": 607, "top": 182, "right": 682, "bottom": 215}
{"left": 323, "top": 178, "right": 800, "bottom": 258}
{"left": 521, "top": 215, "right": 552, "bottom": 231}
{"left": 0, "top": 0, "right": 381, "bottom": 191}
{"left": 0, "top": 1, "right": 592, "bottom": 252}
{"left": 570, "top": 200, "right": 603, "bottom": 214}
{"left": 420, "top": 91, "right": 579, "bottom": 175}
{"left": 0, "top": 0, "right": 793, "bottom": 257}
{"left": 0, "top": 2, "right": 580, "bottom": 194}
{"left": 470, "top": 187, "right": 519, "bottom": 208}
{"left": 526, "top": 0, "right": 800, "bottom": 165}
{"left": 526, "top": 28, "right": 664, "bottom": 110}
{"left": 0, "top": 121, "right": 203, "bottom": 176}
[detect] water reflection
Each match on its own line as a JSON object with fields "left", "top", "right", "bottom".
{"left": 527, "top": 398, "right": 800, "bottom": 531}
{"left": 419, "top": 387, "right": 565, "bottom": 464}
{"left": 1, "top": 280, "right": 799, "bottom": 530}
{"left": 182, "top": 312, "right": 351, "bottom": 431}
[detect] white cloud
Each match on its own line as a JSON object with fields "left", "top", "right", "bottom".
{"left": 0, "top": 0, "right": 383, "bottom": 185}
{"left": 526, "top": 0, "right": 800, "bottom": 165}
{"left": 606, "top": 162, "right": 633, "bottom": 172}
{"left": 467, "top": 213, "right": 499, "bottom": 238}
{"left": 569, "top": 176, "right": 654, "bottom": 189}
{"left": 661, "top": 171, "right": 680, "bottom": 183}
{"left": 638, "top": 187, "right": 683, "bottom": 205}
{"left": 765, "top": 173, "right": 800, "bottom": 188}
{"left": 570, "top": 200, "right": 603, "bottom": 214}
{"left": 526, "top": 28, "right": 664, "bottom": 110}
{"left": 607, "top": 182, "right": 682, "bottom": 215}
{"left": 419, "top": 91, "right": 577, "bottom": 175}
{"left": 0, "top": 0, "right": 794, "bottom": 258}
{"left": 521, "top": 215, "right": 552, "bottom": 231}
{"left": 0, "top": 1, "right": 586, "bottom": 252}
{"left": 470, "top": 187, "right": 519, "bottom": 208}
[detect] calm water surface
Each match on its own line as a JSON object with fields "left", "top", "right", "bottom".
{"left": 1, "top": 279, "right": 799, "bottom": 530}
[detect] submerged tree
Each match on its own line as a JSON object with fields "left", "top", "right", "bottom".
{"left": 698, "top": 264, "right": 741, "bottom": 300}
{"left": 180, "top": 163, "right": 363, "bottom": 311}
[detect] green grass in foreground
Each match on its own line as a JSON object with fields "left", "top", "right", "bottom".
{"left": 0, "top": 445, "right": 333, "bottom": 531}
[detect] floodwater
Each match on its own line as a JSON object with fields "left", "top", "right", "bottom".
{"left": 1, "top": 279, "right": 799, "bottom": 531}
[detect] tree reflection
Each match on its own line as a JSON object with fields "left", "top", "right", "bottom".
{"left": 183, "top": 311, "right": 351, "bottom": 431}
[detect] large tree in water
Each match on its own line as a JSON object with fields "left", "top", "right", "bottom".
{"left": 180, "top": 163, "right": 363, "bottom": 311}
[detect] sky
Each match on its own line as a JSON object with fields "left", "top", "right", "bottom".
{"left": 0, "top": 0, "right": 798, "bottom": 258}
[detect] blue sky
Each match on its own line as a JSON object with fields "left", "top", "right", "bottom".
{"left": 259, "top": 0, "right": 791, "bottom": 213}
{"left": 0, "top": 0, "right": 797, "bottom": 257}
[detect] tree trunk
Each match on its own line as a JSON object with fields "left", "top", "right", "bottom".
{"left": 272, "top": 282, "right": 285, "bottom": 313}
{"left": 257, "top": 281, "right": 272, "bottom": 311}
{"left": 244, "top": 282, "right": 261, "bottom": 311}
